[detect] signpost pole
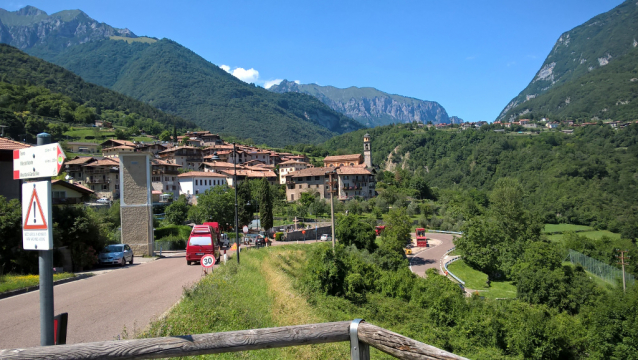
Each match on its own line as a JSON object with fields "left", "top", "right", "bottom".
{"left": 37, "top": 133, "right": 54, "bottom": 346}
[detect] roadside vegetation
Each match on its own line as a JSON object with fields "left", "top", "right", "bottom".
{"left": 0, "top": 272, "right": 75, "bottom": 293}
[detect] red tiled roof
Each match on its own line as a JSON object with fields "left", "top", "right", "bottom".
{"left": 0, "top": 137, "right": 31, "bottom": 150}
{"left": 323, "top": 154, "right": 362, "bottom": 162}
{"left": 336, "top": 167, "right": 372, "bottom": 175}
{"left": 51, "top": 180, "right": 94, "bottom": 194}
{"left": 64, "top": 156, "right": 96, "bottom": 165}
{"left": 177, "top": 171, "right": 227, "bottom": 178}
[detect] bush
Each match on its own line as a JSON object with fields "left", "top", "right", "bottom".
{"left": 156, "top": 235, "right": 186, "bottom": 250}
{"left": 154, "top": 225, "right": 191, "bottom": 240}
{"left": 274, "top": 232, "right": 284, "bottom": 241}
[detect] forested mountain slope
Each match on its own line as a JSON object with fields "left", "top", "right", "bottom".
{"left": 269, "top": 79, "right": 450, "bottom": 127}
{"left": 314, "top": 124, "right": 638, "bottom": 229}
{"left": 0, "top": 44, "right": 196, "bottom": 140}
{"left": 498, "top": 0, "right": 638, "bottom": 121}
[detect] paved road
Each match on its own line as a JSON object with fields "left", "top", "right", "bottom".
{"left": 409, "top": 233, "right": 456, "bottom": 278}
{"left": 0, "top": 251, "right": 213, "bottom": 350}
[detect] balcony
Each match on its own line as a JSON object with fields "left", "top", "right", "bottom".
{"left": 87, "top": 178, "right": 110, "bottom": 184}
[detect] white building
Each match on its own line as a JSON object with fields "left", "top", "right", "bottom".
{"left": 278, "top": 160, "right": 310, "bottom": 184}
{"left": 177, "top": 171, "right": 227, "bottom": 197}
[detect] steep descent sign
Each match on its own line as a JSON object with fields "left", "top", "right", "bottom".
{"left": 22, "top": 181, "right": 53, "bottom": 250}
{"left": 13, "top": 143, "right": 65, "bottom": 180}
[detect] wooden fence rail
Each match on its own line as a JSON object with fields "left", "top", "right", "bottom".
{"left": 0, "top": 320, "right": 467, "bottom": 360}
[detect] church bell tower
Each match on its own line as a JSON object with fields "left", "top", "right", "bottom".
{"left": 363, "top": 133, "right": 372, "bottom": 168}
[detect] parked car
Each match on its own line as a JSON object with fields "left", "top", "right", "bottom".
{"left": 186, "top": 224, "right": 220, "bottom": 265}
{"left": 320, "top": 234, "right": 332, "bottom": 241}
{"left": 98, "top": 244, "right": 134, "bottom": 266}
{"left": 96, "top": 198, "right": 110, "bottom": 204}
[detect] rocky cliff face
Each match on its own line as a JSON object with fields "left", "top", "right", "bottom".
{"left": 0, "top": 6, "right": 135, "bottom": 57}
{"left": 269, "top": 80, "right": 450, "bottom": 127}
{"left": 497, "top": 0, "right": 638, "bottom": 121}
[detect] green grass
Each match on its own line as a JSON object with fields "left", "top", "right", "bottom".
{"left": 143, "top": 246, "right": 348, "bottom": 359}
{"left": 0, "top": 273, "right": 75, "bottom": 293}
{"left": 447, "top": 260, "right": 517, "bottom": 299}
{"left": 543, "top": 224, "right": 593, "bottom": 233}
{"left": 62, "top": 127, "right": 156, "bottom": 145}
{"left": 548, "top": 230, "right": 621, "bottom": 243}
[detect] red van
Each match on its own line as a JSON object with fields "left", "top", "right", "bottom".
{"left": 186, "top": 225, "right": 220, "bottom": 265}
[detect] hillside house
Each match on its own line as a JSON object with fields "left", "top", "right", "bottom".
{"left": 278, "top": 160, "right": 310, "bottom": 184}
{"left": 323, "top": 154, "right": 363, "bottom": 167}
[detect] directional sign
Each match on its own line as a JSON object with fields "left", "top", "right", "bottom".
{"left": 13, "top": 143, "right": 66, "bottom": 180}
{"left": 22, "top": 181, "right": 53, "bottom": 250}
{"left": 201, "top": 254, "right": 215, "bottom": 268}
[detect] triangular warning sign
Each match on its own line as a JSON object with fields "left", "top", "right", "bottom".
{"left": 24, "top": 187, "right": 48, "bottom": 230}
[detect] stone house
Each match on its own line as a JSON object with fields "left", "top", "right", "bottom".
{"left": 278, "top": 160, "right": 310, "bottom": 184}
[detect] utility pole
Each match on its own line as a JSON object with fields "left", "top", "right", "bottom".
{"left": 617, "top": 249, "right": 630, "bottom": 293}
{"left": 233, "top": 143, "right": 239, "bottom": 264}
{"left": 326, "top": 169, "right": 337, "bottom": 250}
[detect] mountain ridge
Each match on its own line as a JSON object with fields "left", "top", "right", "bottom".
{"left": 498, "top": 0, "right": 638, "bottom": 121}
{"left": 269, "top": 79, "right": 450, "bottom": 127}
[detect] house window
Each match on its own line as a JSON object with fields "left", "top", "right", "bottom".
{"left": 315, "top": 176, "right": 320, "bottom": 180}
{"left": 166, "top": 185, "right": 169, "bottom": 190}
{"left": 102, "top": 185, "right": 108, "bottom": 190}
{"left": 196, "top": 190, "right": 199, "bottom": 195}
{"left": 172, "top": 186, "right": 176, "bottom": 190}
{"left": 52, "top": 191, "right": 66, "bottom": 199}
{"left": 115, "top": 184, "right": 119, "bottom": 190}
{"left": 195, "top": 180, "right": 198, "bottom": 185}
{"left": 306, "top": 177, "right": 311, "bottom": 181}
{"left": 116, "top": 174, "right": 119, "bottom": 180}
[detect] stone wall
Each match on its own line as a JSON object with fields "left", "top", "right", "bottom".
{"left": 282, "top": 226, "right": 332, "bottom": 241}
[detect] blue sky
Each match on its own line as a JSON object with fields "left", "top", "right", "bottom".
{"left": 0, "top": 0, "right": 626, "bottom": 122}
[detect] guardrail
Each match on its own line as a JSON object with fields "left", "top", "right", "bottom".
{"left": 428, "top": 230, "right": 463, "bottom": 235}
{"left": 0, "top": 320, "right": 467, "bottom": 360}
{"left": 442, "top": 246, "right": 465, "bottom": 285}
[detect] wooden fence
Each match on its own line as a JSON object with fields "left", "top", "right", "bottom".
{"left": 0, "top": 320, "right": 467, "bottom": 360}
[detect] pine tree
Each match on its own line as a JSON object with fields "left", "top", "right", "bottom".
{"left": 259, "top": 178, "right": 273, "bottom": 231}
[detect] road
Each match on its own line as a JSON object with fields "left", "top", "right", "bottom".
{"left": 0, "top": 251, "right": 213, "bottom": 350}
{"left": 408, "top": 233, "right": 456, "bottom": 277}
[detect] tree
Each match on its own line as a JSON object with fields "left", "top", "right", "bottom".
{"left": 335, "top": 215, "right": 377, "bottom": 252}
{"left": 237, "top": 180, "right": 256, "bottom": 226}
{"left": 173, "top": 126, "right": 178, "bottom": 143}
{"left": 191, "top": 186, "right": 234, "bottom": 226}
{"left": 159, "top": 130, "right": 172, "bottom": 142}
{"left": 164, "top": 195, "right": 190, "bottom": 225}
{"left": 114, "top": 128, "right": 129, "bottom": 140}
{"left": 0, "top": 196, "right": 23, "bottom": 274}
{"left": 258, "top": 178, "right": 273, "bottom": 231}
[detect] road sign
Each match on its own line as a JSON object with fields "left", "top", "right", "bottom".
{"left": 13, "top": 143, "right": 66, "bottom": 180}
{"left": 242, "top": 225, "right": 249, "bottom": 234}
{"left": 201, "top": 254, "right": 215, "bottom": 268}
{"left": 22, "top": 181, "right": 53, "bottom": 250}
{"left": 302, "top": 230, "right": 306, "bottom": 234}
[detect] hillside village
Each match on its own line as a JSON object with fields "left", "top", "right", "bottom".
{"left": 0, "top": 129, "right": 376, "bottom": 206}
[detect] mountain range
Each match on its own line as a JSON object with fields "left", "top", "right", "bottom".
{"left": 0, "top": 6, "right": 362, "bottom": 146}
{"left": 268, "top": 80, "right": 450, "bottom": 127}
{"left": 498, "top": 0, "right": 638, "bottom": 122}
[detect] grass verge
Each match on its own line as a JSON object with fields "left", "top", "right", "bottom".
{"left": 543, "top": 224, "right": 592, "bottom": 233}
{"left": 0, "top": 273, "right": 75, "bottom": 293}
{"left": 447, "top": 260, "right": 516, "bottom": 299}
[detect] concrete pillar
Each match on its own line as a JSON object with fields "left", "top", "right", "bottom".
{"left": 119, "top": 152, "right": 154, "bottom": 256}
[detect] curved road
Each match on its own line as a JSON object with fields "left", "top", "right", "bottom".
{"left": 409, "top": 233, "right": 456, "bottom": 278}
{"left": 0, "top": 252, "right": 215, "bottom": 350}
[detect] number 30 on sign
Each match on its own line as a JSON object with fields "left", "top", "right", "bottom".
{"left": 201, "top": 255, "right": 215, "bottom": 268}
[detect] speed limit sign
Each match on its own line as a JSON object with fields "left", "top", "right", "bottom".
{"left": 201, "top": 255, "right": 215, "bottom": 268}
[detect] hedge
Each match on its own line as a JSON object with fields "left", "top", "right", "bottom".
{"left": 154, "top": 225, "right": 192, "bottom": 240}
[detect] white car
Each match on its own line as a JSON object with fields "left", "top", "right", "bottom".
{"left": 320, "top": 234, "right": 332, "bottom": 241}
{"left": 96, "top": 198, "right": 110, "bottom": 204}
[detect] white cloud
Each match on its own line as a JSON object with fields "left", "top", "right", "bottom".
{"left": 232, "top": 67, "right": 259, "bottom": 83}
{"left": 264, "top": 79, "right": 283, "bottom": 89}
{"left": 220, "top": 64, "right": 231, "bottom": 72}
{"left": 294, "top": 80, "right": 300, "bottom": 84}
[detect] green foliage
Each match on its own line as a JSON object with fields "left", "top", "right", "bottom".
{"left": 236, "top": 180, "right": 255, "bottom": 227}
{"left": 164, "top": 195, "right": 190, "bottom": 225}
{"left": 44, "top": 39, "right": 362, "bottom": 146}
{"left": 0, "top": 196, "right": 24, "bottom": 275}
{"left": 317, "top": 123, "right": 638, "bottom": 229}
{"left": 0, "top": 44, "right": 195, "bottom": 137}
{"left": 258, "top": 178, "right": 274, "bottom": 231}
{"left": 335, "top": 215, "right": 377, "bottom": 252}
{"left": 190, "top": 185, "right": 235, "bottom": 226}
{"left": 52, "top": 206, "right": 108, "bottom": 271}
{"left": 153, "top": 225, "right": 192, "bottom": 241}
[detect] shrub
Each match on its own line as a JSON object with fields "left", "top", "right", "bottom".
{"left": 154, "top": 225, "right": 191, "bottom": 240}
{"left": 156, "top": 235, "right": 186, "bottom": 250}
{"left": 274, "top": 232, "right": 284, "bottom": 241}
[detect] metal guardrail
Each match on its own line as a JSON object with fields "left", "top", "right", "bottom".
{"left": 442, "top": 246, "right": 466, "bottom": 285}
{"left": 0, "top": 320, "right": 468, "bottom": 360}
{"left": 428, "top": 230, "right": 464, "bottom": 235}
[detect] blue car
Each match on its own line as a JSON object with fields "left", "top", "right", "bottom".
{"left": 98, "top": 244, "right": 134, "bottom": 266}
